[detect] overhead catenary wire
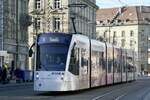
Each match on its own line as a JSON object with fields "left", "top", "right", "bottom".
{"left": 96, "top": 0, "right": 116, "bottom": 7}
{"left": 118, "top": 0, "right": 128, "bottom": 6}
{"left": 96, "top": 0, "right": 129, "bottom": 7}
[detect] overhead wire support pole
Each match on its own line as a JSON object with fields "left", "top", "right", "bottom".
{"left": 16, "top": 0, "right": 19, "bottom": 69}
{"left": 70, "top": 17, "right": 77, "bottom": 34}
{"left": 109, "top": 6, "right": 127, "bottom": 43}
{"left": 68, "top": 3, "right": 87, "bottom": 34}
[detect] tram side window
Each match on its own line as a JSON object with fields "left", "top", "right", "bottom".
{"left": 108, "top": 59, "right": 111, "bottom": 73}
{"left": 103, "top": 52, "right": 107, "bottom": 70}
{"left": 69, "top": 47, "right": 79, "bottom": 75}
{"left": 99, "top": 52, "right": 104, "bottom": 69}
{"left": 114, "top": 50, "right": 119, "bottom": 73}
{"left": 107, "top": 48, "right": 113, "bottom": 73}
{"left": 81, "top": 48, "right": 88, "bottom": 67}
{"left": 118, "top": 55, "right": 121, "bottom": 72}
{"left": 122, "top": 56, "right": 126, "bottom": 72}
{"left": 96, "top": 52, "right": 100, "bottom": 69}
{"left": 116, "top": 55, "right": 121, "bottom": 73}
{"left": 91, "top": 51, "right": 102, "bottom": 71}
{"left": 127, "top": 57, "right": 133, "bottom": 72}
{"left": 114, "top": 49, "right": 121, "bottom": 73}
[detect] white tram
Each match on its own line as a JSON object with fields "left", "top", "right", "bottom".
{"left": 29, "top": 32, "right": 136, "bottom": 92}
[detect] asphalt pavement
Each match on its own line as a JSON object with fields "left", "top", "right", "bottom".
{"left": 0, "top": 76, "right": 150, "bottom": 100}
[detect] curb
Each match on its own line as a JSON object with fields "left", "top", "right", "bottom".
{"left": 0, "top": 82, "right": 33, "bottom": 88}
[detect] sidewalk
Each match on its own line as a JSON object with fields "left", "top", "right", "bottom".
{"left": 0, "top": 80, "right": 33, "bottom": 88}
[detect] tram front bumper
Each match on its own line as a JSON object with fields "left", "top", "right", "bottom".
{"left": 34, "top": 79, "right": 65, "bottom": 91}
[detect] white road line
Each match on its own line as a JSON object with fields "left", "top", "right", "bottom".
{"left": 115, "top": 94, "right": 126, "bottom": 100}
{"left": 92, "top": 86, "right": 131, "bottom": 100}
{"left": 92, "top": 90, "right": 114, "bottom": 100}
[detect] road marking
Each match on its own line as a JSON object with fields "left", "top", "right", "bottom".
{"left": 92, "top": 90, "right": 114, "bottom": 100}
{"left": 115, "top": 94, "right": 126, "bottom": 100}
{"left": 92, "top": 85, "right": 131, "bottom": 100}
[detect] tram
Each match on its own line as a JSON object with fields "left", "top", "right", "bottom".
{"left": 29, "top": 32, "right": 136, "bottom": 92}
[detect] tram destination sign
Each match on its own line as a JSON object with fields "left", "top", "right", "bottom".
{"left": 39, "top": 36, "right": 60, "bottom": 43}
{"left": 38, "top": 34, "right": 72, "bottom": 45}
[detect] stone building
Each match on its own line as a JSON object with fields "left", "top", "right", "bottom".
{"left": 28, "top": 0, "right": 98, "bottom": 69}
{"left": 96, "top": 6, "right": 150, "bottom": 74}
{"left": 0, "top": 0, "right": 29, "bottom": 70}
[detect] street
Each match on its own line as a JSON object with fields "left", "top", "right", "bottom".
{"left": 0, "top": 77, "right": 150, "bottom": 100}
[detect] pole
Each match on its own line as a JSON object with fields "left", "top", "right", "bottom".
{"left": 68, "top": 3, "right": 87, "bottom": 34}
{"left": 0, "top": 0, "right": 4, "bottom": 67}
{"left": 109, "top": 26, "right": 111, "bottom": 43}
{"left": 70, "top": 17, "right": 77, "bottom": 34}
{"left": 16, "top": 0, "right": 19, "bottom": 69}
{"left": 147, "top": 32, "right": 149, "bottom": 74}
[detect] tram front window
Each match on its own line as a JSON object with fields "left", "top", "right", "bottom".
{"left": 37, "top": 44, "right": 68, "bottom": 71}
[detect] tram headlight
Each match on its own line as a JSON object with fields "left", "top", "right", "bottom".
{"left": 36, "top": 73, "right": 39, "bottom": 80}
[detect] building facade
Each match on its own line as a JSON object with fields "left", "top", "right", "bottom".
{"left": 96, "top": 6, "right": 150, "bottom": 74}
{"left": 0, "top": 0, "right": 29, "bottom": 70}
{"left": 28, "top": 0, "right": 98, "bottom": 69}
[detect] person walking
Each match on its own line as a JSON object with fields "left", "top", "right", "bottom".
{"left": 10, "top": 60, "right": 14, "bottom": 80}
{"left": 1, "top": 63, "right": 8, "bottom": 84}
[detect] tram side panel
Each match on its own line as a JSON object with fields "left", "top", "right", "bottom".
{"left": 101, "top": 52, "right": 106, "bottom": 86}
{"left": 106, "top": 44, "right": 113, "bottom": 85}
{"left": 126, "top": 50, "right": 134, "bottom": 81}
{"left": 79, "top": 47, "right": 90, "bottom": 89}
{"left": 76, "top": 37, "right": 90, "bottom": 90}
{"left": 121, "top": 49, "right": 127, "bottom": 82}
{"left": 133, "top": 51, "right": 137, "bottom": 80}
{"left": 67, "top": 35, "right": 90, "bottom": 91}
{"left": 90, "top": 40, "right": 106, "bottom": 87}
{"left": 113, "top": 47, "right": 122, "bottom": 83}
{"left": 66, "top": 40, "right": 80, "bottom": 91}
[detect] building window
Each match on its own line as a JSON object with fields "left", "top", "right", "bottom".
{"left": 35, "top": 0, "right": 41, "bottom": 10}
{"left": 121, "top": 39, "right": 125, "bottom": 47}
{"left": 130, "top": 30, "right": 134, "bottom": 37}
{"left": 103, "top": 32, "right": 106, "bottom": 38}
{"left": 54, "top": 0, "right": 61, "bottom": 9}
{"left": 113, "top": 31, "right": 116, "bottom": 37}
{"left": 54, "top": 17, "right": 60, "bottom": 31}
{"left": 35, "top": 18, "right": 41, "bottom": 29}
{"left": 113, "top": 40, "right": 117, "bottom": 45}
{"left": 130, "top": 40, "right": 134, "bottom": 47}
{"left": 100, "top": 21, "right": 103, "bottom": 23}
{"left": 121, "top": 31, "right": 125, "bottom": 37}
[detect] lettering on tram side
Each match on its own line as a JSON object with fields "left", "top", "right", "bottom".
{"left": 51, "top": 72, "right": 64, "bottom": 75}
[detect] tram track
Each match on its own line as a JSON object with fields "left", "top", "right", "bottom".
{"left": 0, "top": 78, "right": 149, "bottom": 100}
{"left": 100, "top": 78, "right": 150, "bottom": 100}
{"left": 92, "top": 83, "right": 134, "bottom": 100}
{"left": 120, "top": 82, "right": 150, "bottom": 100}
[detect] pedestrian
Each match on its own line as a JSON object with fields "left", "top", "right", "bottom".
{"left": 10, "top": 60, "right": 14, "bottom": 79}
{"left": 1, "top": 63, "right": 8, "bottom": 84}
{"left": 14, "top": 68, "right": 21, "bottom": 83}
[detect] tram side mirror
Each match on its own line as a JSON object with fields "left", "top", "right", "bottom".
{"left": 29, "top": 48, "right": 33, "bottom": 57}
{"left": 29, "top": 43, "right": 35, "bottom": 57}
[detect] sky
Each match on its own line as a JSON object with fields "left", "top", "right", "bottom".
{"left": 96, "top": 0, "right": 150, "bottom": 8}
